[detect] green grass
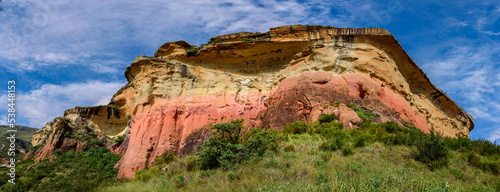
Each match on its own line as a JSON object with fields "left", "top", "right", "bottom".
{"left": 100, "top": 134, "right": 499, "bottom": 192}
{"left": 3, "top": 112, "right": 498, "bottom": 192}
{"left": 99, "top": 120, "right": 499, "bottom": 192}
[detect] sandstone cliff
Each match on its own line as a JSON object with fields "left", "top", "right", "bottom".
{"left": 27, "top": 25, "right": 474, "bottom": 178}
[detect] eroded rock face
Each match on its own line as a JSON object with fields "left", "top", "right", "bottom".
{"left": 29, "top": 25, "right": 473, "bottom": 178}
{"left": 26, "top": 106, "right": 129, "bottom": 161}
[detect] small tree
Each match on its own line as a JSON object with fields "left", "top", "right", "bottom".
{"left": 196, "top": 119, "right": 244, "bottom": 170}
{"left": 195, "top": 119, "right": 277, "bottom": 170}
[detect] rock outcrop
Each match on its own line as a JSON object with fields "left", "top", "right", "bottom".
{"left": 27, "top": 25, "right": 474, "bottom": 178}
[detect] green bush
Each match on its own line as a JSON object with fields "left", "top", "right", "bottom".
{"left": 114, "top": 134, "right": 126, "bottom": 144}
{"left": 413, "top": 132, "right": 449, "bottom": 171}
{"left": 353, "top": 130, "right": 373, "bottom": 148}
{"left": 382, "top": 121, "right": 401, "bottom": 133}
{"left": 1, "top": 147, "right": 121, "bottom": 192}
{"left": 481, "top": 160, "right": 499, "bottom": 175}
{"left": 348, "top": 105, "right": 380, "bottom": 122}
{"left": 195, "top": 119, "right": 277, "bottom": 170}
{"left": 341, "top": 144, "right": 354, "bottom": 156}
{"left": 318, "top": 113, "right": 337, "bottom": 123}
{"left": 464, "top": 151, "right": 481, "bottom": 167}
{"left": 243, "top": 128, "right": 279, "bottom": 156}
{"left": 314, "top": 121, "right": 343, "bottom": 137}
{"left": 319, "top": 129, "right": 350, "bottom": 152}
{"left": 332, "top": 102, "right": 341, "bottom": 107}
{"left": 186, "top": 49, "right": 198, "bottom": 57}
{"left": 283, "top": 121, "right": 310, "bottom": 135}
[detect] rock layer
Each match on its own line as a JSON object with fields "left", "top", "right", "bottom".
{"left": 29, "top": 25, "right": 473, "bottom": 178}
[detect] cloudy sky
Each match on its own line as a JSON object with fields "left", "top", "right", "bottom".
{"left": 0, "top": 0, "right": 499, "bottom": 143}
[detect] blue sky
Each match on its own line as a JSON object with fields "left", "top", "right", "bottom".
{"left": 0, "top": 0, "right": 499, "bottom": 143}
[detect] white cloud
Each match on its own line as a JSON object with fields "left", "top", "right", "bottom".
{"left": 0, "top": 81, "right": 125, "bottom": 128}
{"left": 0, "top": 0, "right": 382, "bottom": 72}
{"left": 420, "top": 41, "right": 500, "bottom": 141}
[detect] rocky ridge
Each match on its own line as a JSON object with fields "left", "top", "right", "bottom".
{"left": 27, "top": 25, "right": 474, "bottom": 178}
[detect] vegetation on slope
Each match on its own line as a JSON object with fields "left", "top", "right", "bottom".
{"left": 0, "top": 126, "right": 37, "bottom": 160}
{"left": 0, "top": 147, "right": 120, "bottom": 191}
{"left": 1, "top": 103, "right": 498, "bottom": 192}
{"left": 100, "top": 104, "right": 499, "bottom": 192}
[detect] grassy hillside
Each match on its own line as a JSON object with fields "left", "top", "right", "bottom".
{"left": 99, "top": 113, "right": 499, "bottom": 192}
{"left": 101, "top": 135, "right": 498, "bottom": 192}
{"left": 0, "top": 125, "right": 38, "bottom": 160}
{"left": 1, "top": 105, "right": 499, "bottom": 192}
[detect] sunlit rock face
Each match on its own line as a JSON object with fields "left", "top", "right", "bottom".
{"left": 29, "top": 25, "right": 473, "bottom": 178}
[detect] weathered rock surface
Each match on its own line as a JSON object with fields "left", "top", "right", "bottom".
{"left": 28, "top": 25, "right": 474, "bottom": 178}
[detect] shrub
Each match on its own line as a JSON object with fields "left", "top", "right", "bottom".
{"left": 242, "top": 128, "right": 279, "bottom": 156}
{"left": 347, "top": 105, "right": 380, "bottom": 122}
{"left": 382, "top": 121, "right": 401, "bottom": 133}
{"left": 195, "top": 121, "right": 243, "bottom": 170}
{"left": 195, "top": 119, "right": 277, "bottom": 170}
{"left": 473, "top": 139, "right": 500, "bottom": 156}
{"left": 315, "top": 122, "right": 343, "bottom": 137}
{"left": 464, "top": 151, "right": 481, "bottom": 167}
{"left": 2, "top": 147, "right": 121, "bottom": 192}
{"left": 319, "top": 129, "right": 350, "bottom": 152}
{"left": 283, "top": 121, "right": 310, "bottom": 135}
{"left": 155, "top": 153, "right": 178, "bottom": 166}
{"left": 186, "top": 49, "right": 198, "bottom": 57}
{"left": 353, "top": 131, "right": 373, "bottom": 148}
{"left": 332, "top": 102, "right": 341, "bottom": 107}
{"left": 341, "top": 144, "right": 354, "bottom": 156}
{"left": 413, "top": 132, "right": 449, "bottom": 171}
{"left": 318, "top": 113, "right": 337, "bottom": 123}
{"left": 114, "top": 134, "right": 126, "bottom": 144}
{"left": 481, "top": 160, "right": 499, "bottom": 175}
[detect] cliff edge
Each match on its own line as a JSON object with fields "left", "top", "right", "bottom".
{"left": 27, "top": 25, "right": 474, "bottom": 178}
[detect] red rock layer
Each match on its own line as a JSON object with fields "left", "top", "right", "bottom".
{"left": 116, "top": 71, "right": 429, "bottom": 178}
